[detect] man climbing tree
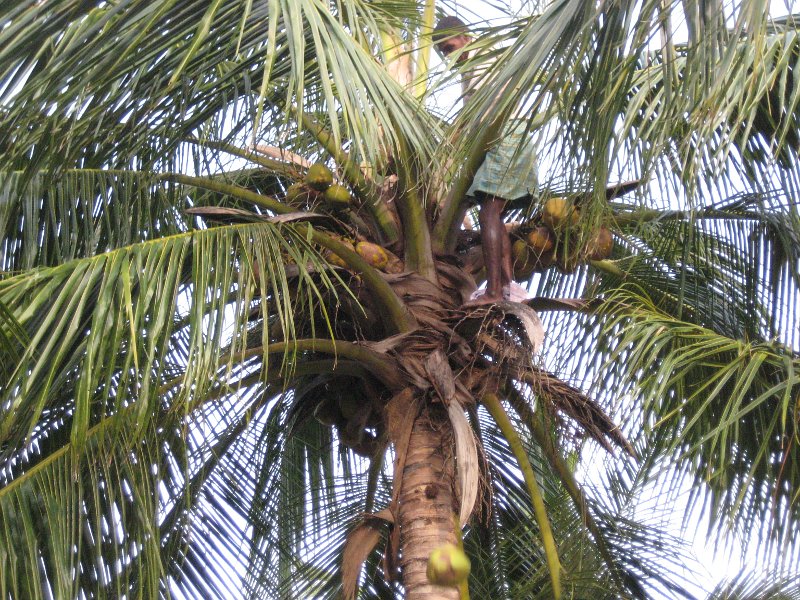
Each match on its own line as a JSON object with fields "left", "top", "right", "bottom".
{"left": 434, "top": 16, "right": 539, "bottom": 304}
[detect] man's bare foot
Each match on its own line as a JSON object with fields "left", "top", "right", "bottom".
{"left": 503, "top": 282, "right": 531, "bottom": 303}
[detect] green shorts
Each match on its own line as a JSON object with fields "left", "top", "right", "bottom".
{"left": 466, "top": 120, "right": 538, "bottom": 202}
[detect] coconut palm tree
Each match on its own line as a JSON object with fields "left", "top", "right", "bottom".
{"left": 1, "top": 0, "right": 798, "bottom": 598}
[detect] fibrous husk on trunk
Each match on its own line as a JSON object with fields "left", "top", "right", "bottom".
{"left": 397, "top": 406, "right": 460, "bottom": 600}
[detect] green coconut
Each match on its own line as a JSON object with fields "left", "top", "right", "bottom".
{"left": 426, "top": 543, "right": 471, "bottom": 587}
{"left": 323, "top": 183, "right": 351, "bottom": 206}
{"left": 305, "top": 163, "right": 334, "bottom": 191}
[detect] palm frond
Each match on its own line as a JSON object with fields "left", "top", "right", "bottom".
{"left": 0, "top": 0, "right": 439, "bottom": 176}
{"left": 0, "top": 169, "right": 191, "bottom": 272}
{"left": 0, "top": 220, "right": 343, "bottom": 469}
{"left": 595, "top": 286, "right": 799, "bottom": 555}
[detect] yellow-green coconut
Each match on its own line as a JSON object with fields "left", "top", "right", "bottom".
{"left": 355, "top": 241, "right": 388, "bottom": 269}
{"left": 305, "top": 163, "right": 334, "bottom": 191}
{"left": 586, "top": 227, "right": 614, "bottom": 260}
{"left": 426, "top": 543, "right": 471, "bottom": 587}
{"left": 526, "top": 225, "right": 556, "bottom": 253}
{"left": 323, "top": 183, "right": 351, "bottom": 207}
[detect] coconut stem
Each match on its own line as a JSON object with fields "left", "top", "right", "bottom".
{"left": 301, "top": 114, "right": 401, "bottom": 244}
{"left": 309, "top": 228, "right": 417, "bottom": 333}
{"left": 481, "top": 393, "right": 562, "bottom": 599}
{"left": 163, "top": 173, "right": 293, "bottom": 215}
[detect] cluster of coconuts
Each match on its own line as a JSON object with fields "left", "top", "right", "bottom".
{"left": 321, "top": 232, "right": 404, "bottom": 274}
{"left": 285, "top": 162, "right": 352, "bottom": 208}
{"left": 324, "top": 236, "right": 404, "bottom": 274}
{"left": 287, "top": 163, "right": 403, "bottom": 273}
{"left": 313, "top": 391, "right": 379, "bottom": 457}
{"left": 511, "top": 197, "right": 614, "bottom": 278}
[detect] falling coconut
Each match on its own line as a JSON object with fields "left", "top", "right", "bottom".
{"left": 426, "top": 543, "right": 471, "bottom": 587}
{"left": 305, "top": 163, "right": 334, "bottom": 191}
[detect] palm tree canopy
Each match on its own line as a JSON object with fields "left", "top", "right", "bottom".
{"left": 1, "top": 0, "right": 799, "bottom": 598}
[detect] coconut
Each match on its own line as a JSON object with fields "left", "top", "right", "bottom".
{"left": 426, "top": 543, "right": 471, "bottom": 587}
{"left": 541, "top": 197, "right": 579, "bottom": 229}
{"left": 355, "top": 241, "right": 388, "bottom": 269}
{"left": 585, "top": 227, "right": 613, "bottom": 260}
{"left": 526, "top": 226, "right": 556, "bottom": 252}
{"left": 323, "top": 183, "right": 351, "bottom": 206}
{"left": 305, "top": 163, "right": 334, "bottom": 191}
{"left": 512, "top": 239, "right": 537, "bottom": 279}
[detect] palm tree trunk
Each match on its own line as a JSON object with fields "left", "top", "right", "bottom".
{"left": 398, "top": 406, "right": 460, "bottom": 600}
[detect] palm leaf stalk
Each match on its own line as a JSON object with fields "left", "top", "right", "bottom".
{"left": 1, "top": 0, "right": 799, "bottom": 598}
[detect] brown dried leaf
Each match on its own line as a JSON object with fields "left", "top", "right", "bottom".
{"left": 526, "top": 297, "right": 595, "bottom": 313}
{"left": 424, "top": 349, "right": 456, "bottom": 406}
{"left": 522, "top": 368, "right": 637, "bottom": 458}
{"left": 341, "top": 509, "right": 394, "bottom": 600}
{"left": 605, "top": 179, "right": 642, "bottom": 200}
{"left": 266, "top": 211, "right": 326, "bottom": 223}
{"left": 496, "top": 301, "right": 545, "bottom": 356}
{"left": 448, "top": 402, "right": 480, "bottom": 526}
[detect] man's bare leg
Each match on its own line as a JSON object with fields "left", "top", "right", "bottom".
{"left": 500, "top": 216, "right": 513, "bottom": 296}
{"left": 465, "top": 196, "right": 510, "bottom": 305}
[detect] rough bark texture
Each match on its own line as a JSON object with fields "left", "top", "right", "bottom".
{"left": 398, "top": 407, "right": 460, "bottom": 600}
